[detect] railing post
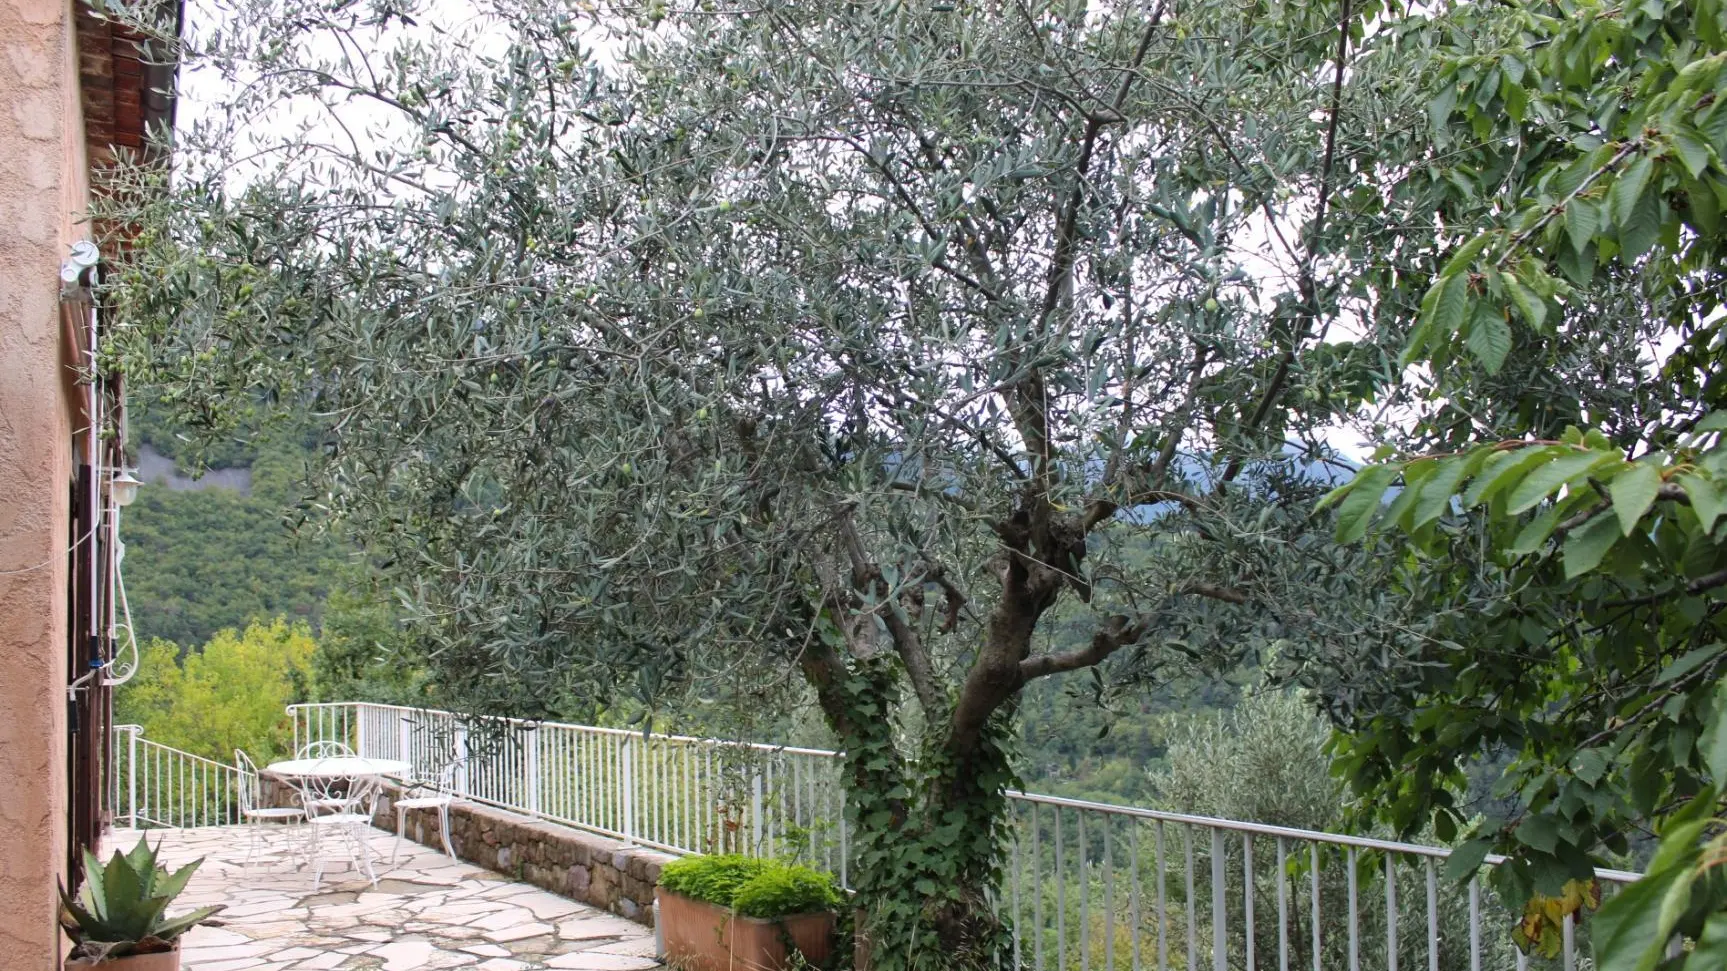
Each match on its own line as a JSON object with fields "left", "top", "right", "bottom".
{"left": 752, "top": 772, "right": 764, "bottom": 854}
{"left": 126, "top": 727, "right": 138, "bottom": 829}
{"left": 526, "top": 733, "right": 541, "bottom": 818}
{"left": 399, "top": 717, "right": 413, "bottom": 774}
{"left": 622, "top": 739, "right": 636, "bottom": 842}
{"left": 454, "top": 725, "right": 469, "bottom": 797}
{"left": 1212, "top": 828, "right": 1227, "bottom": 971}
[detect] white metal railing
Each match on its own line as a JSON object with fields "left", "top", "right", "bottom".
{"left": 289, "top": 702, "right": 851, "bottom": 876}
{"left": 287, "top": 702, "right": 1637, "bottom": 970}
{"left": 108, "top": 725, "right": 246, "bottom": 829}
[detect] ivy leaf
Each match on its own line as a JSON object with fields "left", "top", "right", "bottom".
{"left": 1608, "top": 462, "right": 1663, "bottom": 536}
{"left": 1562, "top": 513, "right": 1622, "bottom": 579}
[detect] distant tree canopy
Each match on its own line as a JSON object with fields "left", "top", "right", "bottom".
{"left": 116, "top": 618, "right": 317, "bottom": 763}
{"left": 100, "top": 0, "right": 1722, "bottom": 965}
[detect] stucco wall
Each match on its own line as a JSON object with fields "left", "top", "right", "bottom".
{"left": 0, "top": 0, "right": 87, "bottom": 964}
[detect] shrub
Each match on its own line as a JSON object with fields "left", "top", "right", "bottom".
{"left": 659, "top": 854, "right": 841, "bottom": 919}
{"left": 658, "top": 854, "right": 769, "bottom": 908}
{"left": 731, "top": 865, "right": 843, "bottom": 919}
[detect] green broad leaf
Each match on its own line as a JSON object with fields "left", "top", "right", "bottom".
{"left": 1594, "top": 865, "right": 1683, "bottom": 971}
{"left": 1383, "top": 458, "right": 1438, "bottom": 531}
{"left": 1695, "top": 412, "right": 1727, "bottom": 433}
{"left": 1464, "top": 447, "right": 1556, "bottom": 509}
{"left": 1507, "top": 277, "right": 1548, "bottom": 331}
{"left": 1515, "top": 813, "right": 1560, "bottom": 853}
{"left": 1572, "top": 748, "right": 1609, "bottom": 785}
{"left": 1609, "top": 462, "right": 1664, "bottom": 535}
{"left": 1611, "top": 154, "right": 1655, "bottom": 226}
{"left": 1672, "top": 130, "right": 1714, "bottom": 179}
{"left": 1334, "top": 465, "right": 1399, "bottom": 544}
{"left": 1430, "top": 272, "right": 1470, "bottom": 337}
{"left": 1444, "top": 837, "right": 1492, "bottom": 883}
{"left": 1692, "top": 911, "right": 1727, "bottom": 966}
{"left": 1701, "top": 682, "right": 1727, "bottom": 782}
{"left": 1508, "top": 506, "right": 1563, "bottom": 554}
{"left": 1656, "top": 646, "right": 1721, "bottom": 685}
{"left": 1563, "top": 513, "right": 1623, "bottom": 579}
{"left": 1679, "top": 473, "right": 1726, "bottom": 532}
{"left": 1428, "top": 85, "right": 1457, "bottom": 132}
{"left": 1565, "top": 198, "right": 1600, "bottom": 253}
{"left": 1619, "top": 192, "right": 1662, "bottom": 259}
{"left": 1412, "top": 455, "right": 1470, "bottom": 529}
{"left": 1465, "top": 309, "right": 1513, "bottom": 373}
{"left": 1505, "top": 449, "right": 1613, "bottom": 515}
{"left": 1441, "top": 233, "right": 1494, "bottom": 277}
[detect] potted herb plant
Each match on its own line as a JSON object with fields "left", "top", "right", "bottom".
{"left": 59, "top": 839, "right": 226, "bottom": 970}
{"left": 656, "top": 854, "right": 840, "bottom": 971}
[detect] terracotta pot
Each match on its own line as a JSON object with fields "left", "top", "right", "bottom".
{"left": 64, "top": 947, "right": 181, "bottom": 971}
{"left": 656, "top": 887, "right": 834, "bottom": 971}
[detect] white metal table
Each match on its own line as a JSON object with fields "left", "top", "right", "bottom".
{"left": 263, "top": 756, "right": 412, "bottom": 779}
{"left": 264, "top": 757, "right": 412, "bottom": 888}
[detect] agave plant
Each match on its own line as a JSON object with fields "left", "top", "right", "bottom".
{"left": 58, "top": 839, "right": 225, "bottom": 963}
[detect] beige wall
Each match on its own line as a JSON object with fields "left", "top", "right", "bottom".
{"left": 0, "top": 0, "right": 88, "bottom": 964}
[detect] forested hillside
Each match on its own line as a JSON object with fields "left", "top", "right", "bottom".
{"left": 121, "top": 403, "right": 343, "bottom": 648}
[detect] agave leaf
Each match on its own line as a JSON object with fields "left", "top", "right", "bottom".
{"left": 152, "top": 904, "right": 226, "bottom": 942}
{"left": 123, "top": 838, "right": 158, "bottom": 898}
{"left": 123, "top": 891, "right": 175, "bottom": 939}
{"left": 133, "top": 934, "right": 176, "bottom": 954}
{"left": 101, "top": 852, "right": 144, "bottom": 934}
{"left": 153, "top": 857, "right": 203, "bottom": 904}
{"left": 71, "top": 940, "right": 129, "bottom": 963}
{"left": 79, "top": 848, "right": 108, "bottom": 922}
{"left": 58, "top": 882, "right": 101, "bottom": 941}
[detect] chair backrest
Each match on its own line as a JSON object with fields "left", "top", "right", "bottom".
{"left": 234, "top": 749, "right": 260, "bottom": 813}
{"left": 296, "top": 740, "right": 355, "bottom": 759}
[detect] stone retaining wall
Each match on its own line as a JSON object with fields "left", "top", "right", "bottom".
{"left": 260, "top": 776, "right": 673, "bottom": 927}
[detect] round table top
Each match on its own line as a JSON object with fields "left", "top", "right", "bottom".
{"left": 263, "top": 757, "right": 412, "bottom": 778}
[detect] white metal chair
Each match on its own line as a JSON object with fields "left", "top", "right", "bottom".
{"left": 234, "top": 749, "right": 307, "bottom": 867}
{"left": 391, "top": 759, "right": 462, "bottom": 863}
{"left": 295, "top": 740, "right": 357, "bottom": 817}
{"left": 295, "top": 772, "right": 383, "bottom": 891}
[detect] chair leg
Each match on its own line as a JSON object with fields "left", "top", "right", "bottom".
{"left": 438, "top": 806, "right": 455, "bottom": 860}
{"left": 391, "top": 805, "right": 405, "bottom": 864}
{"left": 356, "top": 825, "right": 378, "bottom": 887}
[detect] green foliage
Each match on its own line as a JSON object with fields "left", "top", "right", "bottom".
{"left": 116, "top": 618, "right": 317, "bottom": 762}
{"left": 731, "top": 868, "right": 843, "bottom": 920}
{"left": 1319, "top": 3, "right": 1727, "bottom": 964}
{"left": 120, "top": 437, "right": 343, "bottom": 648}
{"left": 659, "top": 854, "right": 840, "bottom": 919}
{"left": 102, "top": 0, "right": 1495, "bottom": 965}
{"left": 658, "top": 854, "right": 770, "bottom": 908}
{"left": 58, "top": 839, "right": 225, "bottom": 963}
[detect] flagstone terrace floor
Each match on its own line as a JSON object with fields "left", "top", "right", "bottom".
{"left": 105, "top": 825, "right": 663, "bottom": 971}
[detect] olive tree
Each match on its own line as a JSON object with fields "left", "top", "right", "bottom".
{"left": 106, "top": 0, "right": 1454, "bottom": 964}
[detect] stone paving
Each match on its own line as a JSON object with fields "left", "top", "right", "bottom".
{"left": 106, "top": 825, "right": 663, "bottom": 971}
